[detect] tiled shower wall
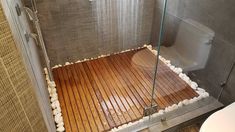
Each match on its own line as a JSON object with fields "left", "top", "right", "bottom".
{"left": 0, "top": 4, "right": 47, "bottom": 131}
{"left": 23, "top": 0, "right": 235, "bottom": 105}
{"left": 32, "top": 0, "right": 157, "bottom": 66}
{"left": 154, "top": 0, "right": 235, "bottom": 105}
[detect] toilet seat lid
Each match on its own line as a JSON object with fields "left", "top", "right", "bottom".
{"left": 200, "top": 102, "right": 235, "bottom": 132}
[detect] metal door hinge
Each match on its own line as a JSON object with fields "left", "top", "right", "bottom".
{"left": 15, "top": 4, "right": 21, "bottom": 16}
{"left": 143, "top": 103, "right": 158, "bottom": 116}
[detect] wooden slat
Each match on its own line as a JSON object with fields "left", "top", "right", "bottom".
{"left": 87, "top": 60, "right": 128, "bottom": 125}
{"left": 105, "top": 56, "right": 148, "bottom": 109}
{"left": 76, "top": 63, "right": 115, "bottom": 129}
{"left": 164, "top": 68, "right": 199, "bottom": 97}
{"left": 62, "top": 67, "right": 89, "bottom": 131}
{"left": 121, "top": 51, "right": 175, "bottom": 106}
{"left": 65, "top": 65, "right": 99, "bottom": 132}
{"left": 92, "top": 60, "right": 135, "bottom": 121}
{"left": 52, "top": 47, "right": 199, "bottom": 132}
{"left": 82, "top": 62, "right": 122, "bottom": 126}
{"left": 142, "top": 49, "right": 198, "bottom": 99}
{"left": 98, "top": 58, "right": 142, "bottom": 119}
{"left": 142, "top": 49, "right": 195, "bottom": 101}
{"left": 70, "top": 64, "right": 110, "bottom": 131}
{"left": 108, "top": 55, "right": 152, "bottom": 106}
{"left": 124, "top": 50, "right": 178, "bottom": 104}
{"left": 119, "top": 52, "right": 171, "bottom": 107}
{"left": 53, "top": 69, "right": 72, "bottom": 132}
{"left": 56, "top": 68, "right": 79, "bottom": 132}
{"left": 100, "top": 57, "right": 146, "bottom": 112}
{"left": 136, "top": 49, "right": 194, "bottom": 100}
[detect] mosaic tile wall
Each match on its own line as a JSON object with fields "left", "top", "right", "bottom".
{"left": 0, "top": 3, "right": 47, "bottom": 131}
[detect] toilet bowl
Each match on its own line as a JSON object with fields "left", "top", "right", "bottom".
{"left": 200, "top": 102, "right": 235, "bottom": 132}
{"left": 160, "top": 19, "right": 215, "bottom": 72}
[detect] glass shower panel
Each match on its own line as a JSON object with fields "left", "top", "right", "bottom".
{"left": 146, "top": 0, "right": 219, "bottom": 131}
{"left": 28, "top": 0, "right": 163, "bottom": 131}
{"left": 21, "top": 0, "right": 224, "bottom": 131}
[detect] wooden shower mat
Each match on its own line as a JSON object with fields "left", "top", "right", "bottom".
{"left": 52, "top": 48, "right": 198, "bottom": 132}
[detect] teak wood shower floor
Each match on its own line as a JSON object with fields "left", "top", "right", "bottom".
{"left": 52, "top": 48, "right": 198, "bottom": 132}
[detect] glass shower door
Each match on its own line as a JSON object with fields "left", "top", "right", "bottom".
{"left": 145, "top": 0, "right": 218, "bottom": 131}
{"left": 32, "top": 0, "right": 165, "bottom": 131}
{"left": 148, "top": 0, "right": 168, "bottom": 116}
{"left": 20, "top": 0, "right": 217, "bottom": 131}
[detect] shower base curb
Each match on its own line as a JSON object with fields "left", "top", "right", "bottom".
{"left": 142, "top": 96, "right": 223, "bottom": 132}
{"left": 44, "top": 45, "right": 210, "bottom": 132}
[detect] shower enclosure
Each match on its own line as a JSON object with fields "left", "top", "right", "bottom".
{"left": 6, "top": 0, "right": 220, "bottom": 131}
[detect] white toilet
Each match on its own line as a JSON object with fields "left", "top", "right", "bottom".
{"left": 200, "top": 102, "right": 235, "bottom": 132}
{"left": 160, "top": 19, "right": 215, "bottom": 72}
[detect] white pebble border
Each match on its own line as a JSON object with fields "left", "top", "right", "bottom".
{"left": 51, "top": 46, "right": 145, "bottom": 69}
{"left": 44, "top": 68, "right": 65, "bottom": 132}
{"left": 47, "top": 44, "right": 209, "bottom": 132}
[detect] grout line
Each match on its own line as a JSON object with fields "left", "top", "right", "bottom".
{"left": 0, "top": 58, "right": 34, "bottom": 132}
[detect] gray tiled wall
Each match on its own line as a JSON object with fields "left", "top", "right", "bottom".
{"left": 155, "top": 0, "right": 235, "bottom": 105}
{"left": 27, "top": 0, "right": 235, "bottom": 105}
{"left": 34, "top": 0, "right": 157, "bottom": 66}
